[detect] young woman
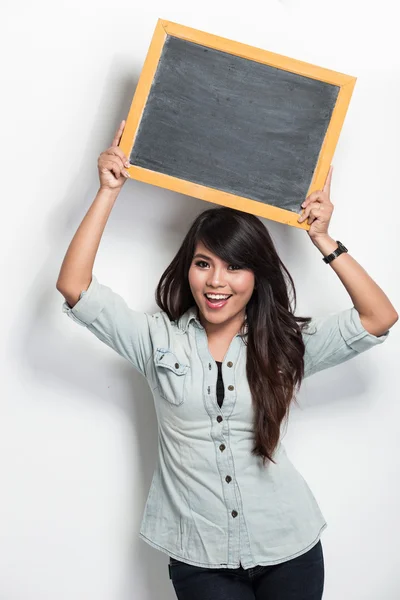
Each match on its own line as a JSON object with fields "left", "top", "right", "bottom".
{"left": 57, "top": 121, "right": 398, "bottom": 600}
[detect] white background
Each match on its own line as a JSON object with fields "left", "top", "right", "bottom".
{"left": 2, "top": 0, "right": 399, "bottom": 598}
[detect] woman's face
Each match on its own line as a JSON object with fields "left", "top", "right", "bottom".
{"left": 188, "top": 240, "right": 255, "bottom": 332}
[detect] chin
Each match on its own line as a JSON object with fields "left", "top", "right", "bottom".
{"left": 201, "top": 299, "right": 243, "bottom": 319}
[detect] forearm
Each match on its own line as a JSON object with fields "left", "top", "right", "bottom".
{"left": 56, "top": 186, "right": 119, "bottom": 291}
{"left": 311, "top": 234, "right": 398, "bottom": 335}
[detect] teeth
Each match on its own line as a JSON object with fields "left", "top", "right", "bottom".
{"left": 205, "top": 294, "right": 231, "bottom": 300}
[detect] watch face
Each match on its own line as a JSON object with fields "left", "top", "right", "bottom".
{"left": 338, "top": 242, "right": 348, "bottom": 252}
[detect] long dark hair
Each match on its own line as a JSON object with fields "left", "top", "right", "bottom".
{"left": 155, "top": 206, "right": 313, "bottom": 466}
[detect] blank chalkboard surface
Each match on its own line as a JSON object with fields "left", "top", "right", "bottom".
{"left": 120, "top": 19, "right": 356, "bottom": 229}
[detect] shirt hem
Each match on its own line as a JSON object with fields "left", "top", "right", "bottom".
{"left": 139, "top": 521, "right": 327, "bottom": 569}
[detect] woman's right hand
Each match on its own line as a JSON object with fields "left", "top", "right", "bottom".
{"left": 97, "top": 120, "right": 131, "bottom": 191}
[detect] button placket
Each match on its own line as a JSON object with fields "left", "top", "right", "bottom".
{"left": 218, "top": 353, "right": 240, "bottom": 524}
{"left": 214, "top": 411, "right": 238, "bottom": 527}
{"left": 223, "top": 357, "right": 242, "bottom": 530}
{"left": 194, "top": 326, "right": 241, "bottom": 562}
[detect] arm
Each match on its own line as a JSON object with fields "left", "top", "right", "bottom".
{"left": 57, "top": 121, "right": 154, "bottom": 375}
{"left": 56, "top": 187, "right": 120, "bottom": 306}
{"left": 311, "top": 233, "right": 398, "bottom": 336}
{"left": 298, "top": 166, "right": 398, "bottom": 337}
{"left": 56, "top": 120, "right": 130, "bottom": 306}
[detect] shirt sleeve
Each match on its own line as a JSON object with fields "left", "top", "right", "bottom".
{"left": 302, "top": 306, "right": 390, "bottom": 379}
{"left": 61, "top": 274, "right": 154, "bottom": 376}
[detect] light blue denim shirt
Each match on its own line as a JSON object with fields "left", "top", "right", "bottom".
{"left": 62, "top": 274, "right": 390, "bottom": 569}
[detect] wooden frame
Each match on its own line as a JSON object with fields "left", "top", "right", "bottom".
{"left": 120, "top": 18, "right": 356, "bottom": 230}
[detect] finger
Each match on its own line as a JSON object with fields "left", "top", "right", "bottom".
{"left": 111, "top": 120, "right": 126, "bottom": 147}
{"left": 298, "top": 202, "right": 319, "bottom": 223}
{"left": 101, "top": 152, "right": 125, "bottom": 169}
{"left": 298, "top": 206, "right": 310, "bottom": 223}
{"left": 301, "top": 191, "right": 323, "bottom": 208}
{"left": 106, "top": 146, "right": 130, "bottom": 167}
{"left": 323, "top": 165, "right": 333, "bottom": 194}
{"left": 100, "top": 159, "right": 122, "bottom": 179}
{"left": 100, "top": 162, "right": 119, "bottom": 179}
{"left": 306, "top": 204, "right": 320, "bottom": 225}
{"left": 307, "top": 212, "right": 318, "bottom": 225}
{"left": 99, "top": 155, "right": 123, "bottom": 172}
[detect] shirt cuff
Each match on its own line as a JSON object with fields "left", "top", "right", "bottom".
{"left": 339, "top": 307, "right": 390, "bottom": 352}
{"left": 62, "top": 275, "right": 105, "bottom": 326}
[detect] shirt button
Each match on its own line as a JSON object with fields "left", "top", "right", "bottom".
{"left": 231, "top": 510, "right": 238, "bottom": 518}
{"left": 175, "top": 363, "right": 179, "bottom": 369}
{"left": 225, "top": 475, "right": 232, "bottom": 483}
{"left": 227, "top": 361, "right": 233, "bottom": 367}
{"left": 217, "top": 415, "right": 223, "bottom": 423}
{"left": 228, "top": 385, "right": 234, "bottom": 391}
{"left": 219, "top": 444, "right": 226, "bottom": 452}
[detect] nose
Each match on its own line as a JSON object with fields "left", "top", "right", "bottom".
{"left": 207, "top": 268, "right": 228, "bottom": 290}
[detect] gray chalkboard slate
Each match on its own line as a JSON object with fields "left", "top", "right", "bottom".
{"left": 120, "top": 20, "right": 356, "bottom": 229}
{"left": 131, "top": 35, "right": 339, "bottom": 213}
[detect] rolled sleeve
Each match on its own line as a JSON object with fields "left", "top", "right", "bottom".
{"left": 338, "top": 307, "right": 390, "bottom": 352}
{"left": 62, "top": 275, "right": 105, "bottom": 326}
{"left": 62, "top": 275, "right": 154, "bottom": 376}
{"left": 302, "top": 306, "right": 390, "bottom": 379}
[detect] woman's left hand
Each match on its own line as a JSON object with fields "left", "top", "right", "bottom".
{"left": 298, "top": 165, "right": 334, "bottom": 239}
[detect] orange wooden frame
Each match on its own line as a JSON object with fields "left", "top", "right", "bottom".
{"left": 120, "top": 18, "right": 356, "bottom": 230}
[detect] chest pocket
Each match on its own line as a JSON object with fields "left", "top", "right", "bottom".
{"left": 154, "top": 347, "right": 189, "bottom": 406}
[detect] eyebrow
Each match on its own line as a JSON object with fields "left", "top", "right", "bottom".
{"left": 193, "top": 253, "right": 215, "bottom": 261}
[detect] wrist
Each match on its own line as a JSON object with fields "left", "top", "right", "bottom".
{"left": 311, "top": 234, "right": 338, "bottom": 256}
{"left": 98, "top": 186, "right": 121, "bottom": 201}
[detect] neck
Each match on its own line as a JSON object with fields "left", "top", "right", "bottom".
{"left": 197, "top": 306, "right": 247, "bottom": 339}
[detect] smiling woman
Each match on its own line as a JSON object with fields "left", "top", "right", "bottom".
{"left": 57, "top": 119, "right": 396, "bottom": 599}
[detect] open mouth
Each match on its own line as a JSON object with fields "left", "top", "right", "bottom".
{"left": 203, "top": 294, "right": 232, "bottom": 309}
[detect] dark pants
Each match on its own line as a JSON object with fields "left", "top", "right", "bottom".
{"left": 169, "top": 540, "right": 324, "bottom": 600}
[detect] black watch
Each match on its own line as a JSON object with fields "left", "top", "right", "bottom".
{"left": 322, "top": 241, "right": 348, "bottom": 264}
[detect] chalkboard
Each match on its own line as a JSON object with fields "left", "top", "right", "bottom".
{"left": 120, "top": 19, "right": 356, "bottom": 229}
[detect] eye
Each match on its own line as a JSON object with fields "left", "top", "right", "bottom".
{"left": 195, "top": 260, "right": 209, "bottom": 268}
{"left": 194, "top": 261, "right": 241, "bottom": 270}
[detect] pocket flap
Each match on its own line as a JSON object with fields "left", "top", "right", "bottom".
{"left": 155, "top": 347, "right": 189, "bottom": 376}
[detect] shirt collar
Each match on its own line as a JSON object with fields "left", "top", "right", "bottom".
{"left": 178, "top": 305, "right": 202, "bottom": 332}
{"left": 177, "top": 305, "right": 248, "bottom": 337}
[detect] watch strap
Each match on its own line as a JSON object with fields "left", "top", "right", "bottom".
{"left": 322, "top": 241, "right": 348, "bottom": 264}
